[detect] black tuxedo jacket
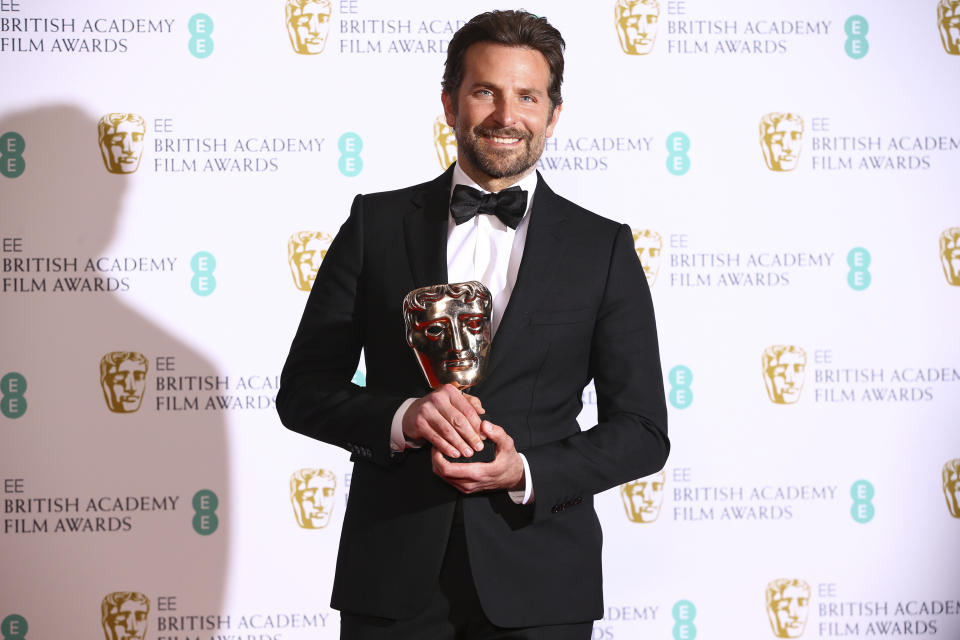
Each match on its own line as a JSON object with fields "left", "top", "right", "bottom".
{"left": 277, "top": 167, "right": 669, "bottom": 628}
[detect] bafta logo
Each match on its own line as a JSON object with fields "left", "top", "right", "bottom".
{"left": 288, "top": 231, "right": 333, "bottom": 291}
{"left": 434, "top": 116, "right": 457, "bottom": 169}
{"left": 760, "top": 113, "right": 804, "bottom": 172}
{"left": 939, "top": 0, "right": 960, "bottom": 54}
{"left": 762, "top": 346, "right": 806, "bottom": 405}
{"left": 286, "top": 0, "right": 332, "bottom": 54}
{"left": 940, "top": 228, "right": 960, "bottom": 285}
{"left": 101, "top": 592, "right": 150, "bottom": 640}
{"left": 633, "top": 229, "right": 662, "bottom": 286}
{"left": 943, "top": 459, "right": 960, "bottom": 517}
{"left": 98, "top": 114, "right": 146, "bottom": 174}
{"left": 100, "top": 352, "right": 149, "bottom": 413}
{"left": 615, "top": 0, "right": 660, "bottom": 55}
{"left": 620, "top": 470, "right": 665, "bottom": 523}
{"left": 290, "top": 468, "right": 336, "bottom": 529}
{"left": 766, "top": 579, "right": 810, "bottom": 638}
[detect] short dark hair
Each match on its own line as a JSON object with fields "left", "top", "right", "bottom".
{"left": 442, "top": 10, "right": 565, "bottom": 111}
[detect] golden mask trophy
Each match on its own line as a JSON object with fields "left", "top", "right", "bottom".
{"left": 403, "top": 281, "right": 495, "bottom": 462}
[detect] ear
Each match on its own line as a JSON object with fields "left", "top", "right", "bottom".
{"left": 441, "top": 91, "right": 457, "bottom": 128}
{"left": 545, "top": 103, "right": 562, "bottom": 138}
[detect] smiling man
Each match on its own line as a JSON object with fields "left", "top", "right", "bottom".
{"left": 278, "top": 10, "right": 668, "bottom": 639}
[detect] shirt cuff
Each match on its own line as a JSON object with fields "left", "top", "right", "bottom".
{"left": 507, "top": 452, "right": 534, "bottom": 505}
{"left": 390, "top": 398, "right": 420, "bottom": 452}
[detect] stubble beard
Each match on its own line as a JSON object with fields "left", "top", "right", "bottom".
{"left": 456, "top": 124, "right": 545, "bottom": 182}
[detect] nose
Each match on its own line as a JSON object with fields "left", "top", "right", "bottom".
{"left": 120, "top": 134, "right": 132, "bottom": 154}
{"left": 450, "top": 324, "right": 465, "bottom": 351}
{"left": 492, "top": 96, "right": 517, "bottom": 127}
{"left": 308, "top": 15, "right": 321, "bottom": 34}
{"left": 123, "top": 375, "right": 135, "bottom": 392}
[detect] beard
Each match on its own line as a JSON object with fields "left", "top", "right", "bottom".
{"left": 455, "top": 123, "right": 545, "bottom": 181}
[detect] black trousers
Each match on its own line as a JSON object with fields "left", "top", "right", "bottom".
{"left": 340, "top": 504, "right": 593, "bottom": 640}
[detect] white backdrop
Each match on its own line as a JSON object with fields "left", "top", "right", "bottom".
{"left": 2, "top": 1, "right": 959, "bottom": 639}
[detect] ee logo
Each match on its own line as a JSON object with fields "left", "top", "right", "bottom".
{"left": 845, "top": 15, "right": 869, "bottom": 59}
{"left": 188, "top": 13, "right": 214, "bottom": 59}
{"left": 666, "top": 132, "right": 690, "bottom": 176}
{"left": 672, "top": 600, "right": 697, "bottom": 640}
{"left": 191, "top": 251, "right": 216, "bottom": 296}
{"left": 2, "top": 615, "right": 27, "bottom": 640}
{"left": 192, "top": 489, "right": 219, "bottom": 535}
{"left": 1, "top": 373, "right": 27, "bottom": 419}
{"left": 851, "top": 479, "right": 875, "bottom": 523}
{"left": 1, "top": 132, "right": 25, "bottom": 178}
{"left": 847, "top": 247, "right": 871, "bottom": 291}
{"left": 338, "top": 132, "right": 363, "bottom": 177}
{"left": 669, "top": 365, "right": 693, "bottom": 409}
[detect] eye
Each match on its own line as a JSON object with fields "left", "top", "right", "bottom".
{"left": 424, "top": 323, "right": 446, "bottom": 340}
{"left": 461, "top": 315, "right": 484, "bottom": 333}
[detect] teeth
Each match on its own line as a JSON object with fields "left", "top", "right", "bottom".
{"left": 490, "top": 136, "right": 519, "bottom": 144}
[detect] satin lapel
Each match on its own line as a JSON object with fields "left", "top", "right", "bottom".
{"left": 484, "top": 175, "right": 570, "bottom": 381}
{"left": 404, "top": 168, "right": 453, "bottom": 288}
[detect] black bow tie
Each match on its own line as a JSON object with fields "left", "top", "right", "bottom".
{"left": 450, "top": 184, "right": 527, "bottom": 230}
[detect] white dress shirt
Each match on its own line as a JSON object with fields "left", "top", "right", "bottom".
{"left": 389, "top": 164, "right": 538, "bottom": 504}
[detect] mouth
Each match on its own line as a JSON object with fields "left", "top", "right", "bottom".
{"left": 475, "top": 127, "right": 529, "bottom": 148}
{"left": 442, "top": 357, "right": 478, "bottom": 372}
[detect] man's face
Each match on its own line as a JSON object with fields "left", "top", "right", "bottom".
{"left": 621, "top": 474, "right": 664, "bottom": 522}
{"left": 763, "top": 119, "right": 803, "bottom": 171}
{"left": 101, "top": 121, "right": 145, "bottom": 174}
{"left": 442, "top": 42, "right": 560, "bottom": 190}
{"left": 941, "top": 6, "right": 960, "bottom": 53}
{"left": 768, "top": 585, "right": 809, "bottom": 638}
{"left": 617, "top": 4, "right": 659, "bottom": 55}
{"left": 634, "top": 233, "right": 662, "bottom": 284}
{"left": 288, "top": 1, "right": 331, "bottom": 54}
{"left": 105, "top": 599, "right": 148, "bottom": 640}
{"left": 407, "top": 294, "right": 491, "bottom": 389}
{"left": 766, "top": 351, "right": 805, "bottom": 404}
{"left": 103, "top": 359, "right": 147, "bottom": 413}
{"left": 295, "top": 475, "right": 335, "bottom": 528}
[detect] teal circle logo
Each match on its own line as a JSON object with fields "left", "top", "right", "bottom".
{"left": 190, "top": 251, "right": 216, "bottom": 296}
{"left": 668, "top": 365, "right": 693, "bottom": 409}
{"left": 666, "top": 132, "right": 691, "bottom": 176}
{"left": 338, "top": 132, "right": 363, "bottom": 177}
{"left": 846, "top": 247, "right": 871, "bottom": 291}
{"left": 672, "top": 600, "right": 697, "bottom": 640}
{"left": 844, "top": 16, "right": 869, "bottom": 59}
{"left": 2, "top": 614, "right": 28, "bottom": 640}
{"left": 188, "top": 13, "right": 214, "bottom": 58}
{"left": 1, "top": 132, "right": 25, "bottom": 178}
{"left": 1, "top": 372, "right": 27, "bottom": 419}
{"left": 192, "top": 489, "right": 219, "bottom": 535}
{"left": 850, "top": 479, "right": 875, "bottom": 523}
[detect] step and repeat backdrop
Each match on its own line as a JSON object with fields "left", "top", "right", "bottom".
{"left": 2, "top": 0, "right": 959, "bottom": 638}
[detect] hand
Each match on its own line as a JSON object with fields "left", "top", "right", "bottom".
{"left": 432, "top": 421, "right": 524, "bottom": 494}
{"left": 402, "top": 384, "right": 486, "bottom": 459}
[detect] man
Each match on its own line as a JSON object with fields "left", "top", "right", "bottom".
{"left": 101, "top": 592, "right": 150, "bottom": 640}
{"left": 759, "top": 112, "right": 804, "bottom": 172}
{"left": 98, "top": 113, "right": 146, "bottom": 174}
{"left": 100, "top": 351, "right": 149, "bottom": 413}
{"left": 278, "top": 10, "right": 668, "bottom": 638}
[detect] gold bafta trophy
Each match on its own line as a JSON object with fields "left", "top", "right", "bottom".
{"left": 403, "top": 281, "right": 495, "bottom": 462}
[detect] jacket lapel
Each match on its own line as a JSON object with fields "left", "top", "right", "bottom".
{"left": 483, "top": 174, "right": 569, "bottom": 381}
{"left": 404, "top": 167, "right": 453, "bottom": 288}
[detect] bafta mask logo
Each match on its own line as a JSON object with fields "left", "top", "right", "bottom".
{"left": 403, "top": 281, "right": 492, "bottom": 390}
{"left": 101, "top": 592, "right": 150, "bottom": 640}
{"left": 763, "top": 345, "right": 806, "bottom": 405}
{"left": 940, "top": 227, "right": 960, "bottom": 285}
{"left": 943, "top": 459, "right": 960, "bottom": 517}
{"left": 760, "top": 113, "right": 804, "bottom": 172}
{"left": 98, "top": 114, "right": 146, "bottom": 174}
{"left": 620, "top": 470, "right": 665, "bottom": 523}
{"left": 434, "top": 116, "right": 457, "bottom": 170}
{"left": 615, "top": 0, "right": 660, "bottom": 55}
{"left": 633, "top": 229, "right": 662, "bottom": 286}
{"left": 766, "top": 579, "right": 810, "bottom": 638}
{"left": 290, "top": 468, "right": 336, "bottom": 529}
{"left": 939, "top": 0, "right": 960, "bottom": 54}
{"left": 288, "top": 231, "right": 333, "bottom": 291}
{"left": 286, "top": 0, "right": 332, "bottom": 54}
{"left": 100, "top": 352, "right": 149, "bottom": 413}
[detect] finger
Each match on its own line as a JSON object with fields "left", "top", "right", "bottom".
{"left": 481, "top": 421, "right": 514, "bottom": 451}
{"left": 463, "top": 393, "right": 486, "bottom": 415}
{"left": 446, "top": 389, "right": 485, "bottom": 435}
{"left": 438, "top": 393, "right": 484, "bottom": 453}
{"left": 418, "top": 404, "right": 467, "bottom": 458}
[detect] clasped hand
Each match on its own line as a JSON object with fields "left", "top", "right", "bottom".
{"left": 401, "top": 384, "right": 524, "bottom": 494}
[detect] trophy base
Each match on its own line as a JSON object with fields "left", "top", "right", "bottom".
{"left": 443, "top": 439, "right": 496, "bottom": 463}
